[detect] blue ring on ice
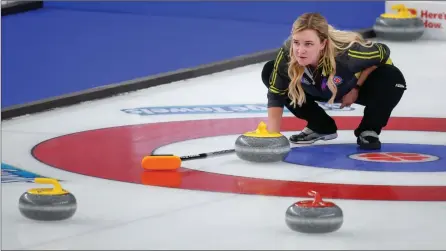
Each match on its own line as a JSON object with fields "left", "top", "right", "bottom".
{"left": 283, "top": 143, "right": 445, "bottom": 172}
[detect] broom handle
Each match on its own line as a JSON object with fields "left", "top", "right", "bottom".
{"left": 179, "top": 149, "right": 235, "bottom": 161}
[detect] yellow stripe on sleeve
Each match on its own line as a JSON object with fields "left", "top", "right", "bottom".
{"left": 348, "top": 50, "right": 381, "bottom": 60}
{"left": 270, "top": 48, "right": 284, "bottom": 88}
{"left": 348, "top": 49, "right": 381, "bottom": 56}
{"left": 269, "top": 85, "right": 288, "bottom": 94}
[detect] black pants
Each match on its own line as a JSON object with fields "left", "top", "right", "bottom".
{"left": 261, "top": 60, "right": 406, "bottom": 137}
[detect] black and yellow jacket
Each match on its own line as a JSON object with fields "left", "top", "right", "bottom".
{"left": 267, "top": 40, "right": 393, "bottom": 107}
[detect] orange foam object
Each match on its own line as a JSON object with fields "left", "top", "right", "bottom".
{"left": 141, "top": 170, "right": 182, "bottom": 187}
{"left": 141, "top": 155, "right": 182, "bottom": 170}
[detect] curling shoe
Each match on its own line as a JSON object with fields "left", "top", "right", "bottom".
{"left": 289, "top": 127, "right": 338, "bottom": 144}
{"left": 357, "top": 130, "right": 381, "bottom": 150}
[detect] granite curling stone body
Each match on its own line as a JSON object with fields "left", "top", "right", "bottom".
{"left": 285, "top": 190, "right": 343, "bottom": 234}
{"left": 19, "top": 178, "right": 77, "bottom": 221}
{"left": 373, "top": 4, "right": 424, "bottom": 41}
{"left": 235, "top": 121, "right": 290, "bottom": 162}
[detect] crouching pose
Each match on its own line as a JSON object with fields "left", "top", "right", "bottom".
{"left": 262, "top": 12, "right": 406, "bottom": 150}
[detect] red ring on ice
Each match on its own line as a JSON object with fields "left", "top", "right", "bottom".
{"left": 32, "top": 116, "right": 446, "bottom": 201}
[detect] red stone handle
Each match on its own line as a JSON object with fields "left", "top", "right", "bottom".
{"left": 308, "top": 190, "right": 325, "bottom": 206}
{"left": 294, "top": 190, "right": 335, "bottom": 208}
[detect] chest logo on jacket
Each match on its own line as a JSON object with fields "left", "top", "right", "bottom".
{"left": 321, "top": 76, "right": 343, "bottom": 90}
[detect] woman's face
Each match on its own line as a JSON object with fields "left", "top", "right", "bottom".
{"left": 292, "top": 29, "right": 326, "bottom": 67}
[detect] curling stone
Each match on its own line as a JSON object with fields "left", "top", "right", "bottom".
{"left": 235, "top": 121, "right": 290, "bottom": 163}
{"left": 18, "top": 178, "right": 77, "bottom": 221}
{"left": 373, "top": 4, "right": 424, "bottom": 41}
{"left": 285, "top": 190, "right": 343, "bottom": 234}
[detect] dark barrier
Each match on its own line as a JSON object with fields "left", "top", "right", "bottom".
{"left": 1, "top": 1, "right": 43, "bottom": 16}
{"left": 1, "top": 1, "right": 382, "bottom": 119}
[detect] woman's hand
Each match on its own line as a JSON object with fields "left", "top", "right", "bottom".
{"left": 340, "top": 65, "right": 377, "bottom": 109}
{"left": 267, "top": 107, "right": 284, "bottom": 133}
{"left": 340, "top": 88, "right": 359, "bottom": 109}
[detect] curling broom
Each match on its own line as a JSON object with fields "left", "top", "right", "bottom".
{"left": 141, "top": 149, "right": 235, "bottom": 171}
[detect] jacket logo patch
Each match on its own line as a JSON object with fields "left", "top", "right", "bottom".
{"left": 333, "top": 76, "right": 343, "bottom": 85}
{"left": 321, "top": 76, "right": 343, "bottom": 90}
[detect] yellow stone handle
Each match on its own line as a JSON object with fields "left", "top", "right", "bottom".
{"left": 381, "top": 4, "right": 416, "bottom": 19}
{"left": 27, "top": 178, "right": 67, "bottom": 195}
{"left": 392, "top": 4, "right": 409, "bottom": 12}
{"left": 243, "top": 121, "right": 283, "bottom": 138}
{"left": 35, "top": 178, "right": 63, "bottom": 192}
{"left": 254, "top": 121, "right": 268, "bottom": 134}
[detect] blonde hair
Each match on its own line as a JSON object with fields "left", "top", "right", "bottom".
{"left": 287, "top": 13, "right": 373, "bottom": 107}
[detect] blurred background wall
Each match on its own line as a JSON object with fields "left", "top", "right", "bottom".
{"left": 1, "top": 1, "right": 384, "bottom": 108}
